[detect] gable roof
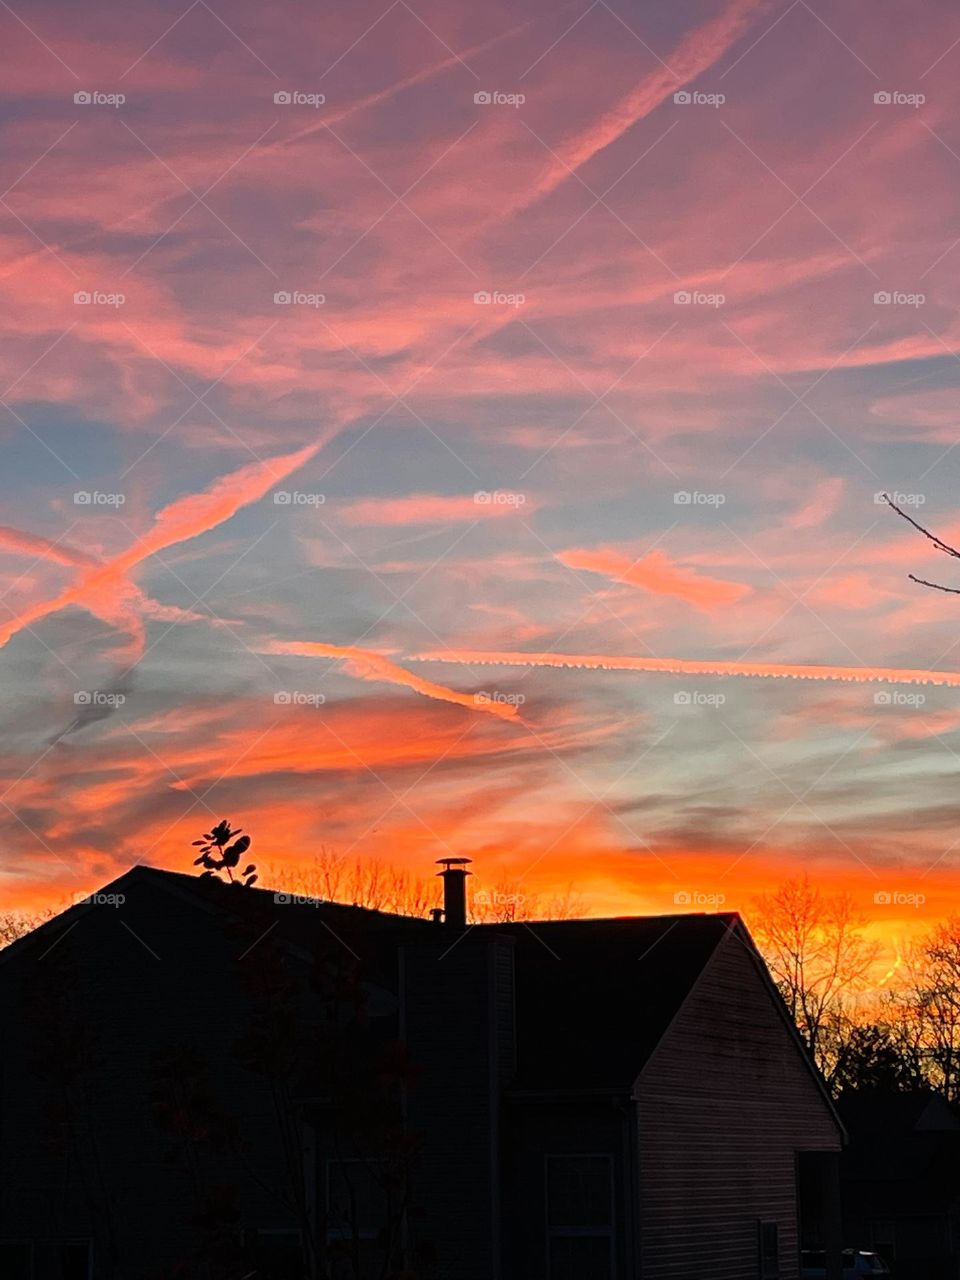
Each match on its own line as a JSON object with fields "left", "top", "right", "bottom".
{"left": 474, "top": 912, "right": 737, "bottom": 1090}
{"left": 0, "top": 863, "right": 435, "bottom": 970}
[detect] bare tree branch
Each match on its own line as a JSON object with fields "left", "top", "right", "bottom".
{"left": 884, "top": 493, "right": 960, "bottom": 560}
{"left": 907, "top": 574, "right": 960, "bottom": 595}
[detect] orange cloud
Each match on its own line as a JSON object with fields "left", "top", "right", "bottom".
{"left": 0, "top": 442, "right": 318, "bottom": 660}
{"left": 264, "top": 640, "right": 521, "bottom": 722}
{"left": 558, "top": 547, "right": 749, "bottom": 610}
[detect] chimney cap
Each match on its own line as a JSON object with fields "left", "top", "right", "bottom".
{"left": 436, "top": 856, "right": 472, "bottom": 876}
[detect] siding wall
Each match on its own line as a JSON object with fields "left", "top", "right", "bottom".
{"left": 637, "top": 931, "right": 842, "bottom": 1280}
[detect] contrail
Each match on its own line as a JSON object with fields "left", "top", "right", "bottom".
{"left": 409, "top": 648, "right": 960, "bottom": 688}
{"left": 264, "top": 640, "right": 521, "bottom": 721}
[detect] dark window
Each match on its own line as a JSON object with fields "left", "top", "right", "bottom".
{"left": 2, "top": 1241, "right": 93, "bottom": 1280}
{"left": 326, "top": 1159, "right": 393, "bottom": 1280}
{"left": 0, "top": 1242, "right": 32, "bottom": 1280}
{"left": 248, "top": 1229, "right": 306, "bottom": 1280}
{"left": 545, "top": 1155, "right": 614, "bottom": 1280}
{"left": 758, "top": 1220, "right": 780, "bottom": 1279}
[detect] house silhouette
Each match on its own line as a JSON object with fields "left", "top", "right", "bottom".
{"left": 0, "top": 864, "right": 844, "bottom": 1279}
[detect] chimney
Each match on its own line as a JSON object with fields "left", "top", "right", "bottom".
{"left": 436, "top": 857, "right": 472, "bottom": 928}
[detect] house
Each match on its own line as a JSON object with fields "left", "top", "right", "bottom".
{"left": 838, "top": 1089, "right": 960, "bottom": 1280}
{"left": 0, "top": 861, "right": 844, "bottom": 1279}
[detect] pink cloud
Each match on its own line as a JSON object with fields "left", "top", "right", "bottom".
{"left": 558, "top": 547, "right": 749, "bottom": 610}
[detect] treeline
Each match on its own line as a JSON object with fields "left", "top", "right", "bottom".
{"left": 751, "top": 874, "right": 960, "bottom": 1099}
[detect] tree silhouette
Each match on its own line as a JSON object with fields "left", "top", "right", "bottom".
{"left": 192, "top": 819, "right": 257, "bottom": 887}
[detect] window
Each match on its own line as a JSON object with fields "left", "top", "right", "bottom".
{"left": 758, "top": 1220, "right": 780, "bottom": 1279}
{"left": 246, "top": 1229, "right": 306, "bottom": 1280}
{"left": 0, "top": 1241, "right": 93, "bottom": 1280}
{"left": 326, "top": 1158, "right": 394, "bottom": 1280}
{"left": 545, "top": 1154, "right": 614, "bottom": 1280}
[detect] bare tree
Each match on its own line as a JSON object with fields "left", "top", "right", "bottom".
{"left": 750, "top": 875, "right": 880, "bottom": 1078}
{"left": 0, "top": 907, "right": 53, "bottom": 949}
{"left": 266, "top": 847, "right": 585, "bottom": 923}
{"left": 890, "top": 918, "right": 960, "bottom": 1102}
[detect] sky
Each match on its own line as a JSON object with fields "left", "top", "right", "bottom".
{"left": 2, "top": 0, "right": 960, "bottom": 951}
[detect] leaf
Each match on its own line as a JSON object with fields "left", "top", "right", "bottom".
{"left": 244, "top": 874, "right": 258, "bottom": 888}
{"left": 193, "top": 855, "right": 206, "bottom": 866}
{"left": 223, "top": 835, "right": 250, "bottom": 868}
{"left": 242, "top": 864, "right": 256, "bottom": 876}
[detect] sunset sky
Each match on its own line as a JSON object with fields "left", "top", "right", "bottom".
{"left": 3, "top": 0, "right": 960, "bottom": 951}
